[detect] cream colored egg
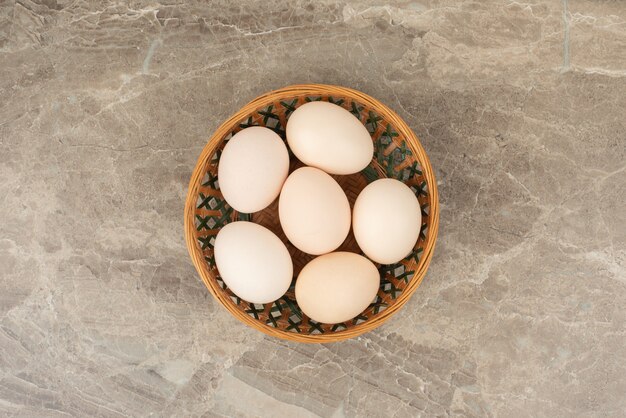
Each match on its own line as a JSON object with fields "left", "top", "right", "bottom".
{"left": 353, "top": 179, "right": 422, "bottom": 264}
{"left": 218, "top": 126, "right": 289, "bottom": 213}
{"left": 214, "top": 221, "right": 293, "bottom": 304}
{"left": 295, "top": 252, "right": 380, "bottom": 324}
{"left": 286, "top": 101, "right": 374, "bottom": 175}
{"left": 279, "top": 167, "right": 351, "bottom": 255}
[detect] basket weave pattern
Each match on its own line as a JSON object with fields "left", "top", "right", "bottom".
{"left": 184, "top": 84, "right": 439, "bottom": 343}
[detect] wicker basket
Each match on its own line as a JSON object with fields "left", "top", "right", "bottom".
{"left": 184, "top": 84, "right": 439, "bottom": 343}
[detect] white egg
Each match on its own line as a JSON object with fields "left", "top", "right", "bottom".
{"left": 295, "top": 252, "right": 380, "bottom": 324}
{"left": 218, "top": 127, "right": 289, "bottom": 213}
{"left": 286, "top": 101, "right": 374, "bottom": 175}
{"left": 353, "top": 179, "right": 422, "bottom": 264}
{"left": 214, "top": 221, "right": 293, "bottom": 304}
{"left": 279, "top": 167, "right": 351, "bottom": 255}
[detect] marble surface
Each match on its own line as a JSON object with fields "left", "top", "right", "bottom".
{"left": 1, "top": 0, "right": 625, "bottom": 417}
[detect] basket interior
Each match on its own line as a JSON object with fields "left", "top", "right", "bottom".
{"left": 192, "top": 94, "right": 431, "bottom": 335}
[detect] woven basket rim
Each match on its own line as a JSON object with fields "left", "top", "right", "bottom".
{"left": 184, "top": 83, "right": 440, "bottom": 343}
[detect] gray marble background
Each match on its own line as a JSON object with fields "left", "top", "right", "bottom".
{"left": 1, "top": 0, "right": 625, "bottom": 417}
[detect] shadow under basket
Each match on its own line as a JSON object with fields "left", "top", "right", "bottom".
{"left": 184, "top": 84, "right": 439, "bottom": 343}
